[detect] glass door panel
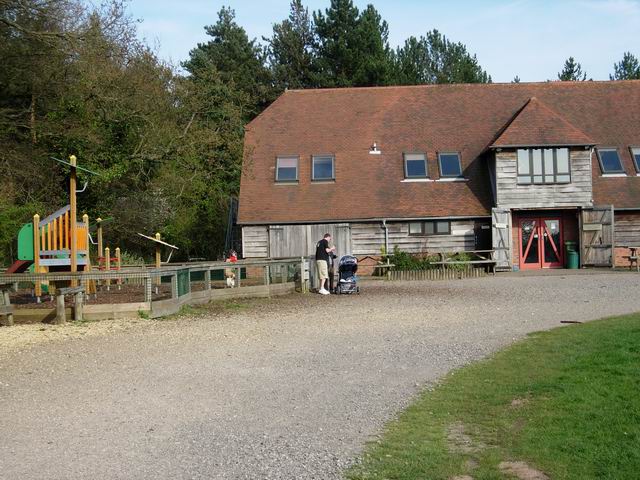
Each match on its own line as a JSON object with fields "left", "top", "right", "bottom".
{"left": 542, "top": 219, "right": 563, "bottom": 268}
{"left": 520, "top": 219, "right": 540, "bottom": 268}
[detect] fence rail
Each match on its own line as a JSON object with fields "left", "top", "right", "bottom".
{"left": 0, "top": 257, "right": 308, "bottom": 324}
{"left": 388, "top": 265, "right": 489, "bottom": 281}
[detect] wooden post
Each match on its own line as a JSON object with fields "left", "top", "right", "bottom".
{"left": 69, "top": 155, "right": 78, "bottom": 286}
{"left": 236, "top": 266, "right": 241, "bottom": 288}
{"left": 96, "top": 217, "right": 103, "bottom": 259}
{"left": 144, "top": 276, "right": 152, "bottom": 303}
{"left": 105, "top": 246, "right": 111, "bottom": 290}
{"left": 115, "top": 247, "right": 122, "bottom": 290}
{"left": 264, "top": 265, "right": 270, "bottom": 287}
{"left": 74, "top": 291, "right": 83, "bottom": 321}
{"left": 33, "top": 214, "right": 41, "bottom": 300}
{"left": 171, "top": 273, "right": 177, "bottom": 298}
{"left": 1, "top": 289, "right": 13, "bottom": 326}
{"left": 204, "top": 269, "right": 211, "bottom": 291}
{"left": 155, "top": 232, "right": 161, "bottom": 286}
{"left": 55, "top": 293, "right": 66, "bottom": 324}
{"left": 82, "top": 213, "right": 91, "bottom": 293}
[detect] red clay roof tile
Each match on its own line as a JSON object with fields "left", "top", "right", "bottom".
{"left": 239, "top": 81, "right": 640, "bottom": 224}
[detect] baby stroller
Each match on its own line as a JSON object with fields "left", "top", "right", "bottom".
{"left": 335, "top": 255, "right": 359, "bottom": 294}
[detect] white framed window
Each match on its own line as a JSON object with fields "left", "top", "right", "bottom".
{"left": 275, "top": 156, "right": 298, "bottom": 182}
{"left": 438, "top": 152, "right": 463, "bottom": 178}
{"left": 404, "top": 153, "right": 428, "bottom": 178}
{"left": 312, "top": 155, "right": 335, "bottom": 181}
{"left": 597, "top": 148, "right": 624, "bottom": 174}
{"left": 517, "top": 148, "right": 570, "bottom": 184}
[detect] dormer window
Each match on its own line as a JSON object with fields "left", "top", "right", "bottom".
{"left": 597, "top": 148, "right": 624, "bottom": 174}
{"left": 631, "top": 147, "right": 640, "bottom": 172}
{"left": 276, "top": 156, "right": 298, "bottom": 182}
{"left": 438, "top": 152, "right": 462, "bottom": 178}
{"left": 404, "top": 153, "right": 427, "bottom": 178}
{"left": 312, "top": 155, "right": 335, "bottom": 181}
{"left": 517, "top": 148, "right": 570, "bottom": 184}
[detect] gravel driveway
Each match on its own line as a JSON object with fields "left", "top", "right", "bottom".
{"left": 1, "top": 272, "right": 640, "bottom": 480}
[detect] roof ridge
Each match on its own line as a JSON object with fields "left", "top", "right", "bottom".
{"left": 286, "top": 79, "right": 640, "bottom": 94}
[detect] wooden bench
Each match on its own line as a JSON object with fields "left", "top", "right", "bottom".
{"left": 0, "top": 284, "right": 14, "bottom": 326}
{"left": 373, "top": 262, "right": 395, "bottom": 280}
{"left": 55, "top": 286, "right": 85, "bottom": 324}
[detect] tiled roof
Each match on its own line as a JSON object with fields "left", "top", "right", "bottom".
{"left": 238, "top": 81, "right": 640, "bottom": 224}
{"left": 491, "top": 97, "right": 596, "bottom": 147}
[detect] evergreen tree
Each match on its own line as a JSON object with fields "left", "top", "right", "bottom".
{"left": 610, "top": 52, "right": 640, "bottom": 80}
{"left": 512, "top": 75, "right": 521, "bottom": 83}
{"left": 558, "top": 57, "right": 587, "bottom": 81}
{"left": 313, "top": 0, "right": 360, "bottom": 87}
{"left": 351, "top": 4, "right": 393, "bottom": 86}
{"left": 266, "top": 0, "right": 318, "bottom": 90}
{"left": 393, "top": 30, "right": 491, "bottom": 85}
{"left": 182, "top": 7, "right": 273, "bottom": 116}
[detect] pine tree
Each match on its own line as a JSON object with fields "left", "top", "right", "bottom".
{"left": 610, "top": 52, "right": 640, "bottom": 80}
{"left": 512, "top": 75, "right": 521, "bottom": 83}
{"left": 182, "top": 7, "right": 273, "bottom": 116}
{"left": 313, "top": 0, "right": 361, "bottom": 87}
{"left": 266, "top": 0, "right": 318, "bottom": 90}
{"left": 350, "top": 5, "right": 393, "bottom": 86}
{"left": 557, "top": 57, "right": 587, "bottom": 81}
{"left": 393, "top": 30, "right": 491, "bottom": 85}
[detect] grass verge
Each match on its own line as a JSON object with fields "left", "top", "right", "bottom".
{"left": 348, "top": 314, "right": 640, "bottom": 480}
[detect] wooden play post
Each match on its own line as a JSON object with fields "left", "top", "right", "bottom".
{"left": 69, "top": 155, "right": 78, "bottom": 287}
{"left": 33, "top": 214, "right": 41, "bottom": 300}
{"left": 155, "top": 232, "right": 161, "bottom": 286}
{"left": 96, "top": 217, "right": 103, "bottom": 259}
{"left": 115, "top": 247, "right": 122, "bottom": 290}
{"left": 105, "top": 246, "right": 111, "bottom": 290}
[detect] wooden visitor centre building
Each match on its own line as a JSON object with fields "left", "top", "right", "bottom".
{"left": 238, "top": 81, "right": 640, "bottom": 271}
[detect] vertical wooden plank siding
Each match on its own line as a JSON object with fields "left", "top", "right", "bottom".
{"left": 495, "top": 149, "right": 593, "bottom": 209}
{"left": 581, "top": 206, "right": 614, "bottom": 266}
{"left": 492, "top": 208, "right": 512, "bottom": 269}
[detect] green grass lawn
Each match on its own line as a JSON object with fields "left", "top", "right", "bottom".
{"left": 348, "top": 314, "right": 640, "bottom": 480}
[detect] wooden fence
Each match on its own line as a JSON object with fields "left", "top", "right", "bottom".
{"left": 0, "top": 258, "right": 306, "bottom": 324}
{"left": 388, "top": 266, "right": 488, "bottom": 281}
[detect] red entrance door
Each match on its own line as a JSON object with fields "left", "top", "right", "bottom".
{"left": 519, "top": 218, "right": 564, "bottom": 269}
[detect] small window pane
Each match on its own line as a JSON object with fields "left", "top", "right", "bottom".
{"left": 556, "top": 174, "right": 570, "bottom": 183}
{"left": 425, "top": 222, "right": 435, "bottom": 234}
{"left": 435, "top": 221, "right": 450, "bottom": 234}
{"left": 599, "top": 149, "right": 623, "bottom": 173}
{"left": 533, "top": 175, "right": 543, "bottom": 184}
{"left": 543, "top": 149, "right": 554, "bottom": 175}
{"left": 532, "top": 149, "right": 543, "bottom": 175}
{"left": 404, "top": 153, "right": 427, "bottom": 178}
{"left": 409, "top": 222, "right": 422, "bottom": 235}
{"left": 517, "top": 149, "right": 530, "bottom": 175}
{"left": 439, "top": 153, "right": 462, "bottom": 177}
{"left": 312, "top": 156, "right": 334, "bottom": 180}
{"left": 557, "top": 148, "right": 569, "bottom": 173}
{"left": 518, "top": 175, "right": 532, "bottom": 185}
{"left": 276, "top": 156, "right": 298, "bottom": 181}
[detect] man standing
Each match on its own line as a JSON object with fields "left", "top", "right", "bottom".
{"left": 315, "top": 233, "right": 336, "bottom": 295}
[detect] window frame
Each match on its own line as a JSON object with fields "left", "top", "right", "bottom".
{"left": 407, "top": 220, "right": 452, "bottom": 236}
{"left": 275, "top": 155, "right": 299, "bottom": 183}
{"left": 516, "top": 148, "right": 572, "bottom": 185}
{"left": 311, "top": 154, "right": 335, "bottom": 181}
{"left": 437, "top": 152, "right": 463, "bottom": 178}
{"left": 403, "top": 152, "right": 428, "bottom": 179}
{"left": 596, "top": 147, "right": 625, "bottom": 174}
{"left": 630, "top": 146, "right": 640, "bottom": 173}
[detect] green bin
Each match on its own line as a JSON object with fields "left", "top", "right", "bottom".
{"left": 565, "top": 241, "right": 579, "bottom": 269}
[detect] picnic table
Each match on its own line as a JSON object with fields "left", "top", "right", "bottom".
{"left": 617, "top": 245, "right": 640, "bottom": 272}
{"left": 429, "top": 250, "right": 497, "bottom": 275}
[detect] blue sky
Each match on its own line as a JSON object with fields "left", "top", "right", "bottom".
{"left": 121, "top": 0, "right": 640, "bottom": 82}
